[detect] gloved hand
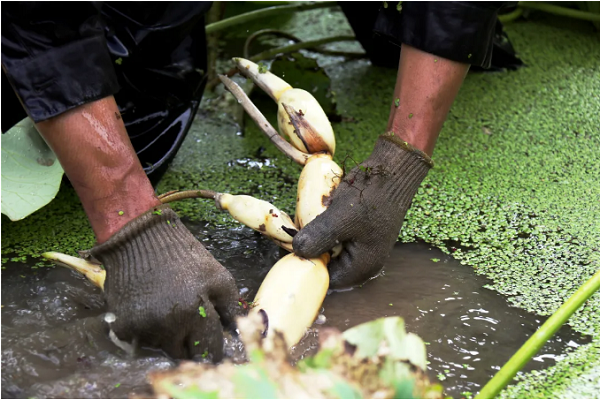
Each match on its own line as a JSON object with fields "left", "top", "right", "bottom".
{"left": 89, "top": 204, "right": 241, "bottom": 361}
{"left": 293, "top": 133, "right": 433, "bottom": 289}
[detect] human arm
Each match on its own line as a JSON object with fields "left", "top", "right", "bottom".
{"left": 292, "top": 45, "right": 469, "bottom": 288}
{"left": 292, "top": 1, "right": 511, "bottom": 288}
{"left": 2, "top": 3, "right": 240, "bottom": 360}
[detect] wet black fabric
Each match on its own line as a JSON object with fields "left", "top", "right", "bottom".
{"left": 3, "top": 1, "right": 522, "bottom": 183}
{"left": 2, "top": 2, "right": 119, "bottom": 125}
{"left": 340, "top": 1, "right": 522, "bottom": 71}
{"left": 2, "top": 1, "right": 212, "bottom": 182}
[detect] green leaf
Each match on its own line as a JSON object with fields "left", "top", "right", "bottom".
{"left": 248, "top": 348, "right": 265, "bottom": 363}
{"left": 232, "top": 366, "right": 278, "bottom": 399}
{"left": 379, "top": 359, "right": 413, "bottom": 387}
{"left": 342, "top": 318, "right": 387, "bottom": 358}
{"left": 387, "top": 331, "right": 427, "bottom": 371}
{"left": 165, "top": 384, "right": 219, "bottom": 399}
{"left": 258, "top": 62, "right": 268, "bottom": 74}
{"left": 393, "top": 378, "right": 415, "bottom": 399}
{"left": 1, "top": 118, "right": 64, "bottom": 221}
{"left": 305, "top": 348, "right": 336, "bottom": 370}
{"left": 431, "top": 258, "right": 440, "bottom": 262}
{"left": 198, "top": 306, "right": 207, "bottom": 317}
{"left": 326, "top": 378, "right": 363, "bottom": 399}
{"left": 343, "top": 317, "right": 428, "bottom": 371}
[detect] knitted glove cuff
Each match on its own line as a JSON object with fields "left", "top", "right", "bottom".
{"left": 367, "top": 133, "right": 433, "bottom": 206}
{"left": 88, "top": 204, "right": 196, "bottom": 276}
{"left": 378, "top": 132, "right": 434, "bottom": 168}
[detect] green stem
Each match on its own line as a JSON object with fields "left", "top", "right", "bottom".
{"left": 498, "top": 7, "right": 524, "bottom": 24}
{"left": 205, "top": 1, "right": 338, "bottom": 34}
{"left": 249, "top": 35, "right": 357, "bottom": 62}
{"left": 208, "top": 33, "right": 361, "bottom": 89}
{"left": 518, "top": 1, "right": 600, "bottom": 22}
{"left": 158, "top": 190, "right": 217, "bottom": 204}
{"left": 245, "top": 30, "right": 363, "bottom": 60}
{"left": 475, "top": 268, "right": 600, "bottom": 399}
{"left": 206, "top": 2, "right": 226, "bottom": 89}
{"left": 244, "top": 29, "right": 302, "bottom": 59}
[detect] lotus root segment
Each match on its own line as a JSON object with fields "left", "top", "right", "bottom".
{"left": 216, "top": 193, "right": 298, "bottom": 243}
{"left": 234, "top": 57, "right": 335, "bottom": 155}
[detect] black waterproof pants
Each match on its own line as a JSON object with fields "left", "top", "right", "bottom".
{"left": 340, "top": 1, "right": 520, "bottom": 71}
{"left": 2, "top": 2, "right": 212, "bottom": 183}
{"left": 2, "top": 2, "right": 516, "bottom": 183}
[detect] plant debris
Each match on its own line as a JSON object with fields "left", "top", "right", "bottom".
{"left": 140, "top": 315, "right": 442, "bottom": 399}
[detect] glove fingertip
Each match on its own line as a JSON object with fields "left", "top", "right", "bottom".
{"left": 292, "top": 230, "right": 323, "bottom": 258}
{"left": 216, "top": 301, "right": 244, "bottom": 333}
{"left": 208, "top": 275, "right": 245, "bottom": 333}
{"left": 188, "top": 313, "right": 225, "bottom": 362}
{"left": 293, "top": 224, "right": 341, "bottom": 258}
{"left": 327, "top": 256, "right": 352, "bottom": 289}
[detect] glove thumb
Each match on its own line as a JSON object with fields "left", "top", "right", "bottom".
{"left": 293, "top": 208, "right": 352, "bottom": 258}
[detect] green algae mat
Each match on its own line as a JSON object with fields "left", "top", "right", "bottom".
{"left": 2, "top": 7, "right": 599, "bottom": 399}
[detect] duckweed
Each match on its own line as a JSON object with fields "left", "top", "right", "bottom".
{"left": 1, "top": 6, "right": 598, "bottom": 397}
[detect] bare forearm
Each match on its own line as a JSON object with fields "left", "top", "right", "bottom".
{"left": 35, "top": 96, "right": 161, "bottom": 243}
{"left": 387, "top": 44, "right": 470, "bottom": 157}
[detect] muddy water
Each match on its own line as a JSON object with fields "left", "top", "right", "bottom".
{"left": 1, "top": 223, "right": 589, "bottom": 398}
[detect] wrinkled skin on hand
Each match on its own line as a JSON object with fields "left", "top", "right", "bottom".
{"left": 293, "top": 135, "right": 432, "bottom": 289}
{"left": 89, "top": 205, "right": 242, "bottom": 361}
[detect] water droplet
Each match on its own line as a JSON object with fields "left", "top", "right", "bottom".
{"left": 104, "top": 312, "right": 116, "bottom": 323}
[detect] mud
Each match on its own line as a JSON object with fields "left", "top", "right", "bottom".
{"left": 1, "top": 223, "right": 589, "bottom": 398}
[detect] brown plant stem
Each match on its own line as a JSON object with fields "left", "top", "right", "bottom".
{"left": 218, "top": 74, "right": 310, "bottom": 166}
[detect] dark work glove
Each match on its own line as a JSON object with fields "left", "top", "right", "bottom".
{"left": 89, "top": 204, "right": 241, "bottom": 361}
{"left": 293, "top": 133, "right": 433, "bottom": 289}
